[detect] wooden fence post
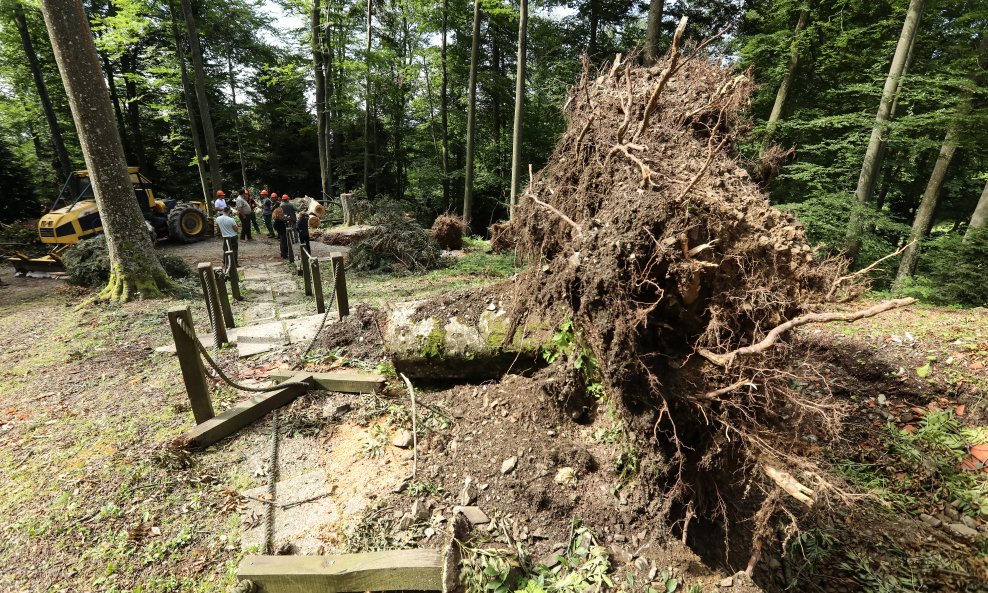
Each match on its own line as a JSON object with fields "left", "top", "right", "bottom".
{"left": 197, "top": 262, "right": 228, "bottom": 346}
{"left": 310, "top": 257, "right": 325, "bottom": 314}
{"left": 227, "top": 255, "right": 242, "bottom": 301}
{"left": 167, "top": 306, "right": 214, "bottom": 423}
{"left": 213, "top": 267, "right": 236, "bottom": 329}
{"left": 301, "top": 247, "right": 312, "bottom": 296}
{"left": 332, "top": 253, "right": 349, "bottom": 318}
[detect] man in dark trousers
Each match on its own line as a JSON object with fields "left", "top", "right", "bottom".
{"left": 215, "top": 206, "right": 240, "bottom": 269}
{"left": 235, "top": 191, "right": 253, "bottom": 241}
{"left": 296, "top": 211, "right": 312, "bottom": 256}
{"left": 243, "top": 188, "right": 261, "bottom": 234}
{"left": 273, "top": 207, "right": 289, "bottom": 259}
{"left": 279, "top": 194, "right": 297, "bottom": 225}
{"left": 261, "top": 190, "right": 275, "bottom": 238}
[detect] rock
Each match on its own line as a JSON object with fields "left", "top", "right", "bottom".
{"left": 396, "top": 514, "right": 413, "bottom": 530}
{"left": 454, "top": 506, "right": 490, "bottom": 525}
{"left": 459, "top": 477, "right": 479, "bottom": 505}
{"left": 610, "top": 545, "right": 633, "bottom": 564}
{"left": 877, "top": 393, "right": 887, "bottom": 406}
{"left": 960, "top": 515, "right": 978, "bottom": 530}
{"left": 944, "top": 506, "right": 960, "bottom": 521}
{"left": 945, "top": 523, "right": 979, "bottom": 539}
{"left": 392, "top": 430, "right": 414, "bottom": 448}
{"left": 919, "top": 513, "right": 941, "bottom": 528}
{"left": 411, "top": 499, "right": 430, "bottom": 521}
{"left": 554, "top": 467, "right": 576, "bottom": 486}
{"left": 633, "top": 557, "right": 649, "bottom": 572}
{"left": 541, "top": 552, "right": 562, "bottom": 568}
{"left": 719, "top": 575, "right": 734, "bottom": 587}
{"left": 424, "top": 527, "right": 436, "bottom": 538}
{"left": 501, "top": 456, "right": 518, "bottom": 474}
{"left": 613, "top": 533, "right": 627, "bottom": 543}
{"left": 326, "top": 402, "right": 353, "bottom": 419}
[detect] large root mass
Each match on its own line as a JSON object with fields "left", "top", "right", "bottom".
{"left": 505, "top": 39, "right": 879, "bottom": 575}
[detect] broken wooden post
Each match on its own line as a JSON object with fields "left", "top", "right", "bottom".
{"left": 178, "top": 374, "right": 314, "bottom": 448}
{"left": 238, "top": 549, "right": 443, "bottom": 592}
{"left": 167, "top": 306, "right": 214, "bottom": 423}
{"left": 310, "top": 257, "right": 325, "bottom": 314}
{"left": 332, "top": 253, "right": 349, "bottom": 318}
{"left": 301, "top": 246, "right": 312, "bottom": 295}
{"left": 197, "top": 262, "right": 228, "bottom": 346}
{"left": 213, "top": 267, "right": 236, "bottom": 329}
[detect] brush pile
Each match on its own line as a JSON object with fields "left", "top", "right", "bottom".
{"left": 503, "top": 25, "right": 915, "bottom": 568}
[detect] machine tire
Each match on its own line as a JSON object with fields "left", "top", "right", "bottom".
{"left": 167, "top": 204, "right": 207, "bottom": 243}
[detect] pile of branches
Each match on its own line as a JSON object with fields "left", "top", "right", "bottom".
{"left": 504, "top": 22, "right": 915, "bottom": 574}
{"left": 350, "top": 211, "right": 443, "bottom": 272}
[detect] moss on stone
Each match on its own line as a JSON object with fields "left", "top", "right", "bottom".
{"left": 419, "top": 328, "right": 447, "bottom": 359}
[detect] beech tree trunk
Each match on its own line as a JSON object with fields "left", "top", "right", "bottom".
{"left": 363, "top": 0, "right": 372, "bottom": 193}
{"left": 966, "top": 180, "right": 988, "bottom": 241}
{"left": 37, "top": 0, "right": 169, "bottom": 301}
{"left": 323, "top": 4, "right": 334, "bottom": 198}
{"left": 844, "top": 0, "right": 926, "bottom": 263}
{"left": 313, "top": 0, "right": 330, "bottom": 200}
{"left": 180, "top": 0, "right": 223, "bottom": 195}
{"left": 893, "top": 125, "right": 958, "bottom": 285}
{"left": 99, "top": 52, "right": 132, "bottom": 163}
{"left": 169, "top": 0, "right": 209, "bottom": 202}
{"left": 762, "top": 0, "right": 812, "bottom": 151}
{"left": 13, "top": 0, "right": 72, "bottom": 180}
{"left": 226, "top": 49, "right": 247, "bottom": 189}
{"left": 463, "top": 0, "right": 481, "bottom": 230}
{"left": 440, "top": 0, "right": 450, "bottom": 207}
{"left": 509, "top": 0, "right": 528, "bottom": 220}
{"left": 644, "top": 0, "right": 663, "bottom": 65}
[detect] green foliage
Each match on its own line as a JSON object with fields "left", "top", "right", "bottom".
{"left": 897, "top": 229, "right": 988, "bottom": 306}
{"left": 62, "top": 235, "right": 189, "bottom": 287}
{"left": 543, "top": 316, "right": 604, "bottom": 397}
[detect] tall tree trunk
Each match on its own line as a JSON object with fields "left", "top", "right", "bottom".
{"left": 463, "top": 0, "right": 481, "bottom": 230}
{"left": 844, "top": 0, "right": 925, "bottom": 263}
{"left": 99, "top": 52, "right": 132, "bottom": 163}
{"left": 169, "top": 0, "right": 209, "bottom": 202}
{"left": 37, "top": 0, "right": 168, "bottom": 300}
{"left": 440, "top": 0, "right": 450, "bottom": 207}
{"left": 966, "top": 180, "right": 988, "bottom": 241}
{"left": 312, "top": 0, "right": 329, "bottom": 200}
{"left": 761, "top": 0, "right": 812, "bottom": 151}
{"left": 491, "top": 32, "right": 502, "bottom": 180}
{"left": 509, "top": 0, "right": 527, "bottom": 220}
{"left": 13, "top": 0, "right": 72, "bottom": 180}
{"left": 121, "top": 48, "right": 147, "bottom": 170}
{"left": 588, "top": 0, "right": 599, "bottom": 59}
{"left": 363, "top": 0, "right": 372, "bottom": 193}
{"left": 180, "top": 0, "right": 223, "bottom": 195}
{"left": 323, "top": 3, "right": 334, "bottom": 198}
{"left": 226, "top": 49, "right": 247, "bottom": 189}
{"left": 644, "top": 0, "right": 663, "bottom": 65}
{"left": 893, "top": 125, "right": 959, "bottom": 285}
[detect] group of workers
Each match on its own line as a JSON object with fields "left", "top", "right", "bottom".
{"left": 212, "top": 187, "right": 312, "bottom": 268}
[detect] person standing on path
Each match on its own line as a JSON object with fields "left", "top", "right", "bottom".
{"left": 273, "top": 207, "right": 289, "bottom": 259}
{"left": 296, "top": 211, "right": 312, "bottom": 256}
{"left": 235, "top": 191, "right": 253, "bottom": 241}
{"left": 243, "top": 188, "right": 261, "bottom": 234}
{"left": 213, "top": 190, "right": 227, "bottom": 215}
{"left": 280, "top": 194, "right": 297, "bottom": 225}
{"left": 215, "top": 206, "right": 240, "bottom": 269}
{"left": 261, "top": 190, "right": 275, "bottom": 238}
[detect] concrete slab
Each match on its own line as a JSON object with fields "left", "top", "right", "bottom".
{"left": 241, "top": 469, "right": 336, "bottom": 555}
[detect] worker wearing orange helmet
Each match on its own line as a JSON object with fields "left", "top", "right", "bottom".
{"left": 213, "top": 190, "right": 227, "bottom": 214}
{"left": 279, "top": 194, "right": 297, "bottom": 225}
{"left": 260, "top": 189, "right": 275, "bottom": 238}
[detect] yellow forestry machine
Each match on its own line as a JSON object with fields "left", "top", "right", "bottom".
{"left": 8, "top": 167, "right": 209, "bottom": 275}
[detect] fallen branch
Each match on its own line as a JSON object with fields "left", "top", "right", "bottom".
{"left": 400, "top": 373, "right": 418, "bottom": 479}
{"left": 827, "top": 240, "right": 916, "bottom": 299}
{"left": 698, "top": 298, "right": 916, "bottom": 367}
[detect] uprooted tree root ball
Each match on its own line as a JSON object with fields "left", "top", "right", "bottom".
{"left": 431, "top": 214, "right": 467, "bottom": 250}
{"left": 500, "top": 34, "right": 927, "bottom": 586}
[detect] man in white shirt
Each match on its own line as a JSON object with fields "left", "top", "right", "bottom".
{"left": 213, "top": 190, "right": 227, "bottom": 214}
{"left": 215, "top": 207, "right": 240, "bottom": 269}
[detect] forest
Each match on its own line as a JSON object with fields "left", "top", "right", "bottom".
{"left": 1, "top": 1, "right": 988, "bottom": 592}
{"left": 0, "top": 0, "right": 985, "bottom": 303}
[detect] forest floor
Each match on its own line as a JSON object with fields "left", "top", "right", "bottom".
{"left": 0, "top": 236, "right": 985, "bottom": 592}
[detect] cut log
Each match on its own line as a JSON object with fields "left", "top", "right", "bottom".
{"left": 385, "top": 301, "right": 552, "bottom": 380}
{"left": 238, "top": 548, "right": 443, "bottom": 592}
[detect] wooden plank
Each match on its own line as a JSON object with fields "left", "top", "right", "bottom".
{"left": 180, "top": 374, "right": 313, "bottom": 448}
{"left": 310, "top": 257, "right": 325, "bottom": 313}
{"left": 268, "top": 370, "right": 385, "bottom": 393}
{"left": 238, "top": 549, "right": 443, "bottom": 593}
{"left": 167, "top": 306, "right": 214, "bottom": 423}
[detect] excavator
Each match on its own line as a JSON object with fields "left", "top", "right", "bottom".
{"left": 8, "top": 167, "right": 209, "bottom": 275}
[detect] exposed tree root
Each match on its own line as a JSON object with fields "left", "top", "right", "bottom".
{"left": 99, "top": 263, "right": 173, "bottom": 302}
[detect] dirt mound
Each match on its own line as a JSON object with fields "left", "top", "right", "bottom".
{"left": 311, "top": 304, "right": 388, "bottom": 364}
{"left": 488, "top": 222, "right": 514, "bottom": 253}
{"left": 431, "top": 215, "right": 467, "bottom": 250}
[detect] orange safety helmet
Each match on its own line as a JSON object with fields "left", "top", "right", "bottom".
{"left": 281, "top": 194, "right": 291, "bottom": 200}
{"left": 215, "top": 190, "right": 226, "bottom": 197}
{"left": 261, "top": 189, "right": 269, "bottom": 196}
{"left": 271, "top": 193, "right": 279, "bottom": 199}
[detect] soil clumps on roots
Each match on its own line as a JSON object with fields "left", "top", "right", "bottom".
{"left": 500, "top": 37, "right": 925, "bottom": 588}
